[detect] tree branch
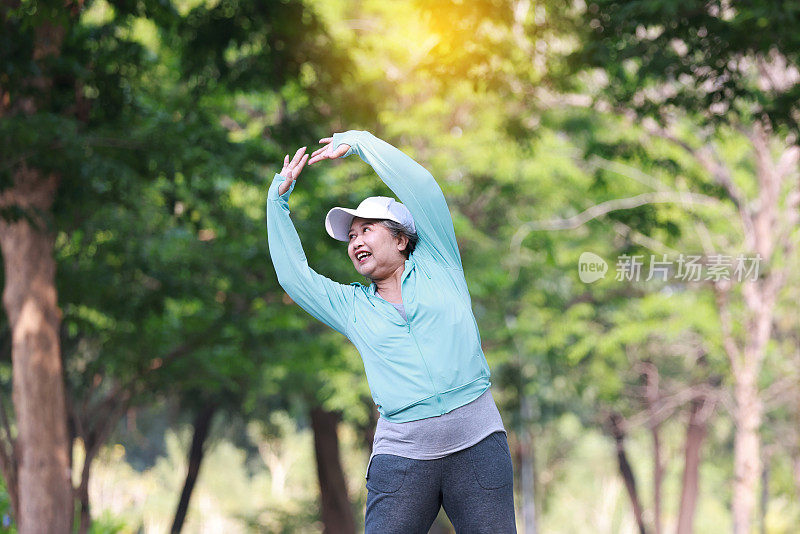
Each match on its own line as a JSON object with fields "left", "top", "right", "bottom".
{"left": 516, "top": 191, "right": 718, "bottom": 235}
{"left": 642, "top": 122, "right": 759, "bottom": 249}
{"left": 612, "top": 221, "right": 681, "bottom": 256}
{"left": 584, "top": 154, "right": 669, "bottom": 192}
{"left": 646, "top": 123, "right": 745, "bottom": 205}
{"left": 626, "top": 383, "right": 719, "bottom": 430}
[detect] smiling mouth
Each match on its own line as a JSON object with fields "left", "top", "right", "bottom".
{"left": 355, "top": 251, "right": 372, "bottom": 262}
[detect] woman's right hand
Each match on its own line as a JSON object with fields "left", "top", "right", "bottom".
{"left": 278, "top": 146, "right": 309, "bottom": 196}
{"left": 308, "top": 137, "right": 350, "bottom": 165}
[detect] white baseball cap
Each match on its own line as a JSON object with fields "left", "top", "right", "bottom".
{"left": 325, "top": 196, "right": 416, "bottom": 241}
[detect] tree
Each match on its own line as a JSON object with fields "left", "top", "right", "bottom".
{"left": 570, "top": 3, "right": 800, "bottom": 531}
{"left": 1, "top": 0, "right": 365, "bottom": 530}
{"left": 1, "top": 3, "right": 93, "bottom": 529}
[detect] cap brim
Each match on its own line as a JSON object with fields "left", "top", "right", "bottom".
{"left": 325, "top": 207, "right": 359, "bottom": 241}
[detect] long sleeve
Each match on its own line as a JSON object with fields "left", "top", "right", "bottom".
{"left": 266, "top": 173, "right": 353, "bottom": 335}
{"left": 330, "top": 130, "right": 462, "bottom": 269}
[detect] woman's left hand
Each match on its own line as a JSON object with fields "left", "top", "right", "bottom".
{"left": 308, "top": 137, "right": 350, "bottom": 165}
{"left": 277, "top": 146, "right": 309, "bottom": 196}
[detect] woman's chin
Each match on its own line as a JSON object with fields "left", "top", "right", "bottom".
{"left": 353, "top": 263, "right": 374, "bottom": 278}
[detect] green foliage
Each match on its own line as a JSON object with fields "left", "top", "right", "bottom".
{"left": 87, "top": 512, "right": 127, "bottom": 534}
{"left": 0, "top": 476, "right": 15, "bottom": 533}
{"left": 0, "top": 0, "right": 377, "bottom": 426}
{"left": 3, "top": 0, "right": 377, "bottom": 527}
{"left": 573, "top": 0, "right": 800, "bottom": 131}
{"left": 4, "top": 0, "right": 800, "bottom": 530}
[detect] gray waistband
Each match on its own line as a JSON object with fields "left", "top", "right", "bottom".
{"left": 365, "top": 388, "right": 506, "bottom": 479}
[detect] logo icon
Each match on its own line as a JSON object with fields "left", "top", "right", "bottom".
{"left": 578, "top": 252, "right": 608, "bottom": 283}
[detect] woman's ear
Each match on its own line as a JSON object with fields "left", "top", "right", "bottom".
{"left": 397, "top": 233, "right": 409, "bottom": 253}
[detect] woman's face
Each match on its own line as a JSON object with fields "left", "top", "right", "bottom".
{"left": 347, "top": 217, "right": 408, "bottom": 280}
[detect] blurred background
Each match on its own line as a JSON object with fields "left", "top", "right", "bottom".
{"left": 1, "top": 0, "right": 799, "bottom": 532}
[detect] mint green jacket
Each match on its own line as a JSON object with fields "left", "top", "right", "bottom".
{"left": 266, "top": 130, "right": 491, "bottom": 422}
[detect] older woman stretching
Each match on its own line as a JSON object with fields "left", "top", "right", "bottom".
{"left": 266, "top": 130, "right": 516, "bottom": 533}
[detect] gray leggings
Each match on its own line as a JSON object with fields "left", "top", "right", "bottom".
{"left": 365, "top": 431, "right": 517, "bottom": 533}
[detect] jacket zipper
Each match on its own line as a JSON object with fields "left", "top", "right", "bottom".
{"left": 406, "top": 318, "right": 445, "bottom": 414}
{"left": 371, "top": 260, "right": 445, "bottom": 415}
{"left": 401, "top": 261, "right": 444, "bottom": 414}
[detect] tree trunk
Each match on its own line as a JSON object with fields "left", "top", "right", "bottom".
{"left": 519, "top": 395, "right": 537, "bottom": 534}
{"left": 76, "top": 438, "right": 94, "bottom": 534}
{"left": 609, "top": 413, "right": 647, "bottom": 534}
{"left": 0, "top": 7, "right": 75, "bottom": 532}
{"left": 728, "top": 123, "right": 793, "bottom": 534}
{"left": 0, "top": 164, "right": 72, "bottom": 534}
{"left": 76, "top": 441, "right": 93, "bottom": 534}
{"left": 642, "top": 363, "right": 662, "bottom": 534}
{"left": 732, "top": 366, "right": 762, "bottom": 534}
{"left": 759, "top": 449, "right": 770, "bottom": 534}
{"left": 260, "top": 445, "right": 289, "bottom": 498}
{"left": 170, "top": 404, "right": 217, "bottom": 534}
{"left": 74, "top": 392, "right": 131, "bottom": 534}
{"left": 729, "top": 258, "right": 775, "bottom": 533}
{"left": 310, "top": 406, "right": 355, "bottom": 534}
{"left": 676, "top": 396, "right": 710, "bottom": 534}
{"left": 641, "top": 112, "right": 798, "bottom": 534}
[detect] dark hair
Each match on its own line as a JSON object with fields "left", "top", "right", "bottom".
{"left": 378, "top": 220, "right": 418, "bottom": 258}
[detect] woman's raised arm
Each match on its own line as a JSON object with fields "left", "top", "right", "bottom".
{"left": 309, "top": 131, "right": 462, "bottom": 270}
{"left": 267, "top": 146, "right": 354, "bottom": 335}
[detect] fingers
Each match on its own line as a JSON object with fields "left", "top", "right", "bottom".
{"left": 308, "top": 137, "right": 334, "bottom": 165}
{"left": 332, "top": 143, "right": 350, "bottom": 158}
{"left": 307, "top": 148, "right": 328, "bottom": 165}
{"left": 307, "top": 153, "right": 327, "bottom": 165}
{"left": 307, "top": 152, "right": 326, "bottom": 164}
{"left": 293, "top": 153, "right": 309, "bottom": 179}
{"left": 288, "top": 146, "right": 306, "bottom": 169}
{"left": 310, "top": 143, "right": 330, "bottom": 158}
{"left": 282, "top": 146, "right": 306, "bottom": 176}
{"left": 279, "top": 147, "right": 306, "bottom": 180}
{"left": 310, "top": 137, "right": 349, "bottom": 164}
{"left": 281, "top": 137, "right": 341, "bottom": 171}
{"left": 312, "top": 143, "right": 349, "bottom": 163}
{"left": 279, "top": 154, "right": 290, "bottom": 175}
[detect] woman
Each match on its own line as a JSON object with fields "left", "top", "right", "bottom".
{"left": 267, "top": 130, "right": 516, "bottom": 533}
